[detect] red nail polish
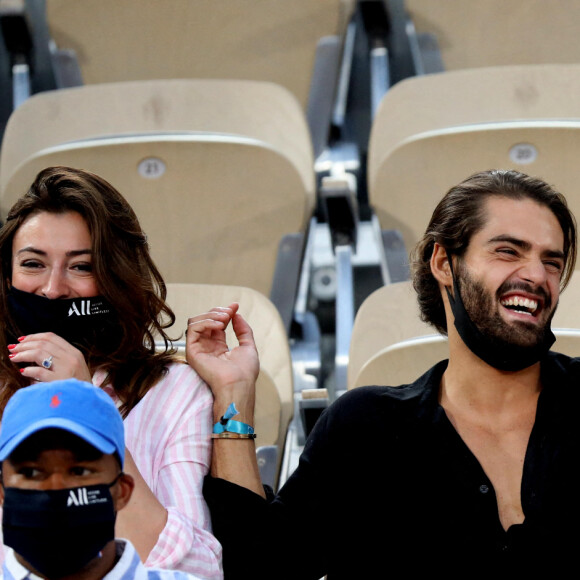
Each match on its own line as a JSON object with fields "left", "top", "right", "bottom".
{"left": 8, "top": 354, "right": 14, "bottom": 359}
{"left": 19, "top": 368, "right": 24, "bottom": 373}
{"left": 17, "top": 336, "right": 26, "bottom": 342}
{"left": 7, "top": 344, "right": 16, "bottom": 350}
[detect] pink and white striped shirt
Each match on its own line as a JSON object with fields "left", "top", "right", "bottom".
{"left": 96, "top": 362, "right": 222, "bottom": 579}
{"left": 0, "top": 362, "right": 223, "bottom": 580}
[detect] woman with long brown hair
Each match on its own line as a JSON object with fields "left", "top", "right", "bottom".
{"left": 0, "top": 166, "right": 222, "bottom": 579}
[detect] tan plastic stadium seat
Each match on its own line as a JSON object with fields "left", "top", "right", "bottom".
{"left": 552, "top": 271, "right": 580, "bottom": 330}
{"left": 45, "top": 0, "right": 354, "bottom": 110}
{"left": 368, "top": 64, "right": 580, "bottom": 255}
{"left": 0, "top": 79, "right": 315, "bottom": 300}
{"left": 349, "top": 273, "right": 580, "bottom": 389}
{"left": 353, "top": 335, "right": 448, "bottom": 388}
{"left": 405, "top": 0, "right": 580, "bottom": 71}
{"left": 347, "top": 280, "right": 432, "bottom": 389}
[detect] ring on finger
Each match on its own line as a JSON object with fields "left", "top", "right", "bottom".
{"left": 41, "top": 355, "right": 54, "bottom": 370}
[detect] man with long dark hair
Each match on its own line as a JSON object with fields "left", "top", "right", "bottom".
{"left": 191, "top": 169, "right": 579, "bottom": 577}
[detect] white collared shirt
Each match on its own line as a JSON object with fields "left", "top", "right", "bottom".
{"left": 1, "top": 539, "right": 201, "bottom": 580}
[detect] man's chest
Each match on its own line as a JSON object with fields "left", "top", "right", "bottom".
{"left": 445, "top": 412, "right": 536, "bottom": 531}
{"left": 335, "top": 413, "right": 580, "bottom": 552}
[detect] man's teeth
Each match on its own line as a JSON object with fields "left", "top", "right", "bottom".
{"left": 500, "top": 296, "right": 538, "bottom": 314}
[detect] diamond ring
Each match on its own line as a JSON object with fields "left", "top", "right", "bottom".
{"left": 41, "top": 355, "right": 54, "bottom": 370}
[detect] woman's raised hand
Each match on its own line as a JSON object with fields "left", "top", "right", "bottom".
{"left": 8, "top": 332, "right": 92, "bottom": 383}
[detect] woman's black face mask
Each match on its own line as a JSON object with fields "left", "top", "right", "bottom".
{"left": 6, "top": 286, "right": 121, "bottom": 352}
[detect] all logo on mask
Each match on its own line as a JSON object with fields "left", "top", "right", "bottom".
{"left": 67, "top": 299, "right": 109, "bottom": 317}
{"left": 7, "top": 286, "right": 120, "bottom": 351}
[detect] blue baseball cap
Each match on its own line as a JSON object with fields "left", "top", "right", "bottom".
{"left": 0, "top": 378, "right": 125, "bottom": 465}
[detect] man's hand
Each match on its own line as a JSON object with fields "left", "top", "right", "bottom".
{"left": 186, "top": 303, "right": 259, "bottom": 423}
{"left": 187, "top": 303, "right": 265, "bottom": 495}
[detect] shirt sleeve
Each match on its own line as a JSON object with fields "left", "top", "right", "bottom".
{"left": 123, "top": 363, "right": 223, "bottom": 579}
{"left": 202, "top": 386, "right": 390, "bottom": 580}
{"left": 202, "top": 392, "right": 343, "bottom": 580}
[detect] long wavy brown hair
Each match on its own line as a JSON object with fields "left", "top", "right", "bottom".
{"left": 0, "top": 166, "right": 178, "bottom": 417}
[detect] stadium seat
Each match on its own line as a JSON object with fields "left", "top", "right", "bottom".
{"left": 347, "top": 280, "right": 431, "bottom": 389}
{"left": 551, "top": 271, "right": 580, "bottom": 330}
{"left": 44, "top": 0, "right": 355, "bottom": 159}
{"left": 0, "top": 78, "right": 316, "bottom": 333}
{"left": 353, "top": 334, "right": 447, "bottom": 388}
{"left": 368, "top": 64, "right": 580, "bottom": 264}
{"left": 348, "top": 273, "right": 580, "bottom": 389}
{"left": 352, "top": 328, "right": 580, "bottom": 388}
{"left": 156, "top": 283, "right": 293, "bottom": 490}
{"left": 404, "top": 0, "right": 580, "bottom": 72}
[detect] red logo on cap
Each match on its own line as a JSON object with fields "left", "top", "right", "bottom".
{"left": 50, "top": 394, "right": 61, "bottom": 408}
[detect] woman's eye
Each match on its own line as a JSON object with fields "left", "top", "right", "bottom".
{"left": 20, "top": 260, "right": 43, "bottom": 269}
{"left": 72, "top": 263, "right": 93, "bottom": 273}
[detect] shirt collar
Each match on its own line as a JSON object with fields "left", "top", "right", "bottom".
{"left": 3, "top": 548, "right": 43, "bottom": 580}
{"left": 102, "top": 539, "right": 143, "bottom": 580}
{"left": 3, "top": 541, "right": 141, "bottom": 580}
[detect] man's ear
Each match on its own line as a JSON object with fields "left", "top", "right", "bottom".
{"left": 113, "top": 473, "right": 135, "bottom": 512}
{"left": 430, "top": 243, "right": 453, "bottom": 287}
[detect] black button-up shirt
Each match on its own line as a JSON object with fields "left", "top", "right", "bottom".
{"left": 204, "top": 352, "right": 580, "bottom": 579}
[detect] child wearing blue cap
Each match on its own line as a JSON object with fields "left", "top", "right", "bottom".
{"left": 0, "top": 378, "right": 201, "bottom": 580}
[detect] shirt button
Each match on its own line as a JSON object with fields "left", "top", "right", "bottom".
{"left": 479, "top": 484, "right": 489, "bottom": 494}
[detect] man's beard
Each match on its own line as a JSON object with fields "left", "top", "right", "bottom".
{"left": 455, "top": 260, "right": 555, "bottom": 350}
{"left": 445, "top": 255, "right": 556, "bottom": 371}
